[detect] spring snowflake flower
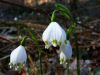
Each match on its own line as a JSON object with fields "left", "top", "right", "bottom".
{"left": 60, "top": 51, "right": 67, "bottom": 64}
{"left": 9, "top": 45, "right": 27, "bottom": 70}
{"left": 60, "top": 41, "right": 72, "bottom": 64}
{"left": 42, "top": 22, "right": 66, "bottom": 49}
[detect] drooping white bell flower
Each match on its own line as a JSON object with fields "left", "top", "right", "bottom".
{"left": 42, "top": 22, "right": 66, "bottom": 48}
{"left": 60, "top": 51, "right": 67, "bottom": 64}
{"left": 10, "top": 45, "right": 27, "bottom": 65}
{"left": 60, "top": 41, "right": 72, "bottom": 59}
{"left": 59, "top": 41, "right": 72, "bottom": 64}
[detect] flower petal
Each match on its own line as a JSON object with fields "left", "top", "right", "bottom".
{"left": 10, "top": 45, "right": 27, "bottom": 65}
{"left": 42, "top": 22, "right": 66, "bottom": 48}
{"left": 60, "top": 41, "right": 72, "bottom": 59}
{"left": 60, "top": 51, "right": 66, "bottom": 64}
{"left": 42, "top": 22, "right": 56, "bottom": 41}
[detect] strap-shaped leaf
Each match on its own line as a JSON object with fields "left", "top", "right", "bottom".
{"left": 56, "top": 3, "right": 72, "bottom": 18}
{"left": 24, "top": 28, "right": 39, "bottom": 45}
{"left": 59, "top": 10, "right": 71, "bottom": 21}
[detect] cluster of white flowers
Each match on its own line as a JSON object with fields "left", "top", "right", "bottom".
{"left": 9, "top": 22, "right": 72, "bottom": 70}
{"left": 42, "top": 22, "right": 72, "bottom": 64}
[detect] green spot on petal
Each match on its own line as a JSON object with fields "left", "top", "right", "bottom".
{"left": 60, "top": 58, "right": 65, "bottom": 64}
{"left": 52, "top": 39, "right": 57, "bottom": 47}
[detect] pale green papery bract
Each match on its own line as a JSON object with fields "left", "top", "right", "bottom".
{"left": 60, "top": 41, "right": 72, "bottom": 64}
{"left": 42, "top": 22, "right": 66, "bottom": 48}
{"left": 10, "top": 45, "right": 27, "bottom": 65}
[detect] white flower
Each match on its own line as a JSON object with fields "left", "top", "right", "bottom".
{"left": 60, "top": 51, "right": 67, "bottom": 64}
{"left": 10, "top": 45, "right": 27, "bottom": 65}
{"left": 42, "top": 22, "right": 66, "bottom": 48}
{"left": 60, "top": 41, "right": 72, "bottom": 64}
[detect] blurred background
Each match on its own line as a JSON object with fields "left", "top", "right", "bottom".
{"left": 0, "top": 0, "right": 100, "bottom": 75}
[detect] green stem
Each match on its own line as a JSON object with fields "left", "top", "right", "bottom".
{"left": 67, "top": 59, "right": 70, "bottom": 75}
{"left": 51, "top": 10, "right": 57, "bottom": 22}
{"left": 74, "top": 32, "right": 80, "bottom": 75}
{"left": 20, "top": 36, "right": 27, "bottom": 46}
{"left": 39, "top": 50, "right": 43, "bottom": 75}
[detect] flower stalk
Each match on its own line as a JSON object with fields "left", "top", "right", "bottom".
{"left": 67, "top": 59, "right": 70, "bottom": 75}
{"left": 51, "top": 10, "right": 58, "bottom": 22}
{"left": 20, "top": 36, "right": 28, "bottom": 46}
{"left": 50, "top": 3, "right": 80, "bottom": 75}
{"left": 39, "top": 50, "right": 43, "bottom": 75}
{"left": 74, "top": 32, "right": 80, "bottom": 75}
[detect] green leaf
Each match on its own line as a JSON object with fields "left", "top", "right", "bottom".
{"left": 56, "top": 3, "right": 76, "bottom": 23}
{"left": 24, "top": 28, "right": 39, "bottom": 45}
{"left": 56, "top": 3, "right": 72, "bottom": 18}
{"left": 67, "top": 22, "right": 76, "bottom": 40}
{"left": 59, "top": 10, "right": 71, "bottom": 20}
